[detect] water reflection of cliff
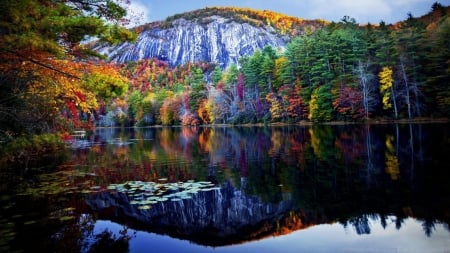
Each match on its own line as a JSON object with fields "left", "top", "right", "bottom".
{"left": 73, "top": 124, "right": 450, "bottom": 246}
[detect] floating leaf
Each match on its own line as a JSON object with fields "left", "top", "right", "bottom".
{"left": 24, "top": 220, "right": 37, "bottom": 225}
{"left": 107, "top": 185, "right": 117, "bottom": 190}
{"left": 59, "top": 216, "right": 75, "bottom": 221}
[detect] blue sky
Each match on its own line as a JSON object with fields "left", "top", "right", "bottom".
{"left": 126, "top": 0, "right": 449, "bottom": 26}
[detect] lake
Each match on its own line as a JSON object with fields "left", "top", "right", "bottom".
{"left": 1, "top": 123, "right": 449, "bottom": 253}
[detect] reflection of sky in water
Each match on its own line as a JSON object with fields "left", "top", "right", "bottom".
{"left": 94, "top": 217, "right": 450, "bottom": 253}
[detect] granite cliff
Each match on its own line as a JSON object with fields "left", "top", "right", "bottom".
{"left": 94, "top": 7, "right": 326, "bottom": 67}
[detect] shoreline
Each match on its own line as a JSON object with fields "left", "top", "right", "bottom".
{"left": 94, "top": 117, "right": 449, "bottom": 129}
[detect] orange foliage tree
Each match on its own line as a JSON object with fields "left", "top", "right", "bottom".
{"left": 0, "top": 0, "right": 135, "bottom": 139}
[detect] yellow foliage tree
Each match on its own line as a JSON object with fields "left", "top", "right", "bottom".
{"left": 379, "top": 67, "right": 394, "bottom": 110}
{"left": 384, "top": 134, "right": 400, "bottom": 180}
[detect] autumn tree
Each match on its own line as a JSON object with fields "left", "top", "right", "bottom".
{"left": 0, "top": 0, "right": 136, "bottom": 139}
{"left": 379, "top": 67, "right": 398, "bottom": 118}
{"left": 333, "top": 85, "right": 365, "bottom": 120}
{"left": 280, "top": 85, "right": 307, "bottom": 121}
{"left": 266, "top": 92, "right": 285, "bottom": 122}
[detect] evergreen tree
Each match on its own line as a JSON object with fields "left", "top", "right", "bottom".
{"left": 395, "top": 13, "right": 427, "bottom": 118}
{"left": 211, "top": 65, "right": 223, "bottom": 86}
{"left": 308, "top": 84, "right": 333, "bottom": 121}
{"left": 423, "top": 15, "right": 450, "bottom": 116}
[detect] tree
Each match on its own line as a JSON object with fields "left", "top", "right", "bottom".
{"left": 423, "top": 15, "right": 450, "bottom": 116}
{"left": 0, "top": 0, "right": 136, "bottom": 138}
{"left": 223, "top": 64, "right": 239, "bottom": 86}
{"left": 280, "top": 85, "right": 307, "bottom": 121}
{"left": 188, "top": 66, "right": 206, "bottom": 112}
{"left": 0, "top": 0, "right": 136, "bottom": 56}
{"left": 379, "top": 67, "right": 398, "bottom": 118}
{"left": 160, "top": 96, "right": 182, "bottom": 125}
{"left": 308, "top": 85, "right": 333, "bottom": 121}
{"left": 127, "top": 90, "right": 143, "bottom": 125}
{"left": 273, "top": 56, "right": 291, "bottom": 89}
{"left": 260, "top": 46, "right": 277, "bottom": 94}
{"left": 266, "top": 92, "right": 285, "bottom": 122}
{"left": 211, "top": 65, "right": 223, "bottom": 86}
{"left": 241, "top": 50, "right": 262, "bottom": 98}
{"left": 374, "top": 21, "right": 397, "bottom": 67}
{"left": 355, "top": 60, "right": 376, "bottom": 119}
{"left": 395, "top": 14, "right": 426, "bottom": 118}
{"left": 333, "top": 85, "right": 365, "bottom": 120}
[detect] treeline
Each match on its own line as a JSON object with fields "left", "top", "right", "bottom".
{"left": 104, "top": 3, "right": 449, "bottom": 127}
{"left": 161, "top": 6, "right": 327, "bottom": 36}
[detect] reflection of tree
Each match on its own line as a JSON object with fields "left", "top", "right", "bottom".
{"left": 308, "top": 125, "right": 334, "bottom": 161}
{"left": 334, "top": 126, "right": 365, "bottom": 166}
{"left": 86, "top": 228, "right": 132, "bottom": 253}
{"left": 422, "top": 219, "right": 437, "bottom": 237}
{"left": 53, "top": 213, "right": 132, "bottom": 253}
{"left": 385, "top": 134, "right": 400, "bottom": 180}
{"left": 60, "top": 124, "right": 450, "bottom": 240}
{"left": 346, "top": 214, "right": 373, "bottom": 235}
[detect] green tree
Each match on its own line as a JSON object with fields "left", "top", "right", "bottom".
{"left": 423, "top": 16, "right": 450, "bottom": 116}
{"left": 395, "top": 13, "right": 427, "bottom": 118}
{"left": 224, "top": 64, "right": 239, "bottom": 86}
{"left": 188, "top": 66, "right": 206, "bottom": 112}
{"left": 127, "top": 90, "right": 143, "bottom": 124}
{"left": 273, "top": 56, "right": 292, "bottom": 89}
{"left": 260, "top": 54, "right": 275, "bottom": 94}
{"left": 211, "top": 65, "right": 223, "bottom": 86}
{"left": 308, "top": 85, "right": 333, "bottom": 121}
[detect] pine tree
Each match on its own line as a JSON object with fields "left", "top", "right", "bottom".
{"left": 211, "top": 66, "right": 223, "bottom": 86}
{"left": 308, "top": 85, "right": 333, "bottom": 121}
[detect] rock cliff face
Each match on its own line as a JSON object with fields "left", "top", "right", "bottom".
{"left": 95, "top": 16, "right": 288, "bottom": 67}
{"left": 86, "top": 181, "right": 295, "bottom": 246}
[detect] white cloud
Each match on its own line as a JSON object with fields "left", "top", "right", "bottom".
{"left": 391, "top": 0, "right": 424, "bottom": 6}
{"left": 309, "top": 0, "right": 392, "bottom": 23}
{"left": 126, "top": 1, "right": 151, "bottom": 27}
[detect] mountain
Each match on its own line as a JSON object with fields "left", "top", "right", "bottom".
{"left": 94, "top": 7, "right": 327, "bottom": 67}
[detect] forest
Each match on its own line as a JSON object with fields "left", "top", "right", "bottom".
{"left": 0, "top": 1, "right": 449, "bottom": 143}
{"left": 111, "top": 3, "right": 450, "bottom": 127}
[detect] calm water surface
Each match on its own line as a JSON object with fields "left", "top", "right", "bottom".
{"left": 1, "top": 124, "right": 449, "bottom": 253}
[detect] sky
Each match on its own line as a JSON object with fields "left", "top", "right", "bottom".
{"left": 126, "top": 0, "right": 450, "bottom": 27}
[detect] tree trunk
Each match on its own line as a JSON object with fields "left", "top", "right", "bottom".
{"left": 357, "top": 60, "right": 370, "bottom": 119}
{"left": 400, "top": 59, "right": 412, "bottom": 119}
{"left": 390, "top": 85, "right": 398, "bottom": 119}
